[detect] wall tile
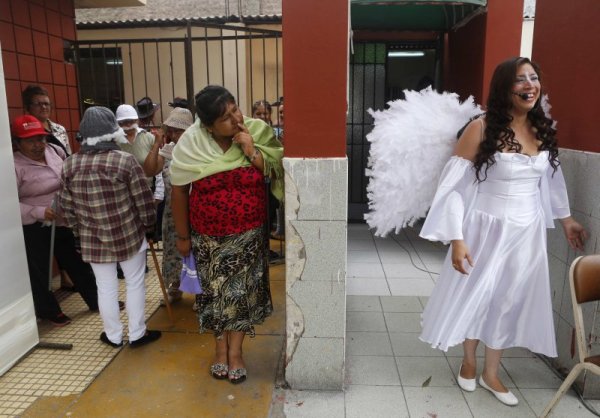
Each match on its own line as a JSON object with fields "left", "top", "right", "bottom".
{"left": 70, "top": 109, "right": 80, "bottom": 131}
{"left": 29, "top": 4, "right": 47, "bottom": 33}
{"left": 32, "top": 30, "right": 50, "bottom": 58}
{"left": 46, "top": 10, "right": 62, "bottom": 37}
{"left": 55, "top": 109, "right": 71, "bottom": 131}
{"left": 548, "top": 149, "right": 600, "bottom": 398}
{"left": 548, "top": 254, "right": 567, "bottom": 314}
{"left": 48, "top": 35, "right": 63, "bottom": 61}
{"left": 53, "top": 85, "right": 68, "bottom": 108}
{"left": 61, "top": 14, "right": 75, "bottom": 40}
{"left": 10, "top": 0, "right": 30, "bottom": 27}
{"left": 553, "top": 316, "right": 576, "bottom": 373}
{"left": 65, "top": 63, "right": 77, "bottom": 86}
{"left": 0, "top": 22, "right": 16, "bottom": 51}
{"left": 2, "top": 51, "right": 19, "bottom": 79}
{"left": 288, "top": 280, "right": 345, "bottom": 338}
{"left": 547, "top": 226, "right": 569, "bottom": 262}
{"left": 8, "top": 107, "right": 21, "bottom": 122}
{"left": 51, "top": 60, "right": 66, "bottom": 85}
{"left": 5, "top": 80, "right": 22, "bottom": 109}
{"left": 284, "top": 158, "right": 348, "bottom": 221}
{"left": 67, "top": 86, "right": 78, "bottom": 109}
{"left": 0, "top": 1, "right": 12, "bottom": 23}
{"left": 286, "top": 337, "right": 344, "bottom": 390}
{"left": 35, "top": 57, "right": 53, "bottom": 83}
{"left": 289, "top": 220, "right": 346, "bottom": 282}
{"left": 13, "top": 26, "right": 34, "bottom": 55}
{"left": 60, "top": 0, "right": 75, "bottom": 17}
{"left": 45, "top": 0, "right": 60, "bottom": 12}
{"left": 17, "top": 54, "right": 37, "bottom": 82}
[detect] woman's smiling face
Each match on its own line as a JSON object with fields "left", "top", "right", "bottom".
{"left": 511, "top": 63, "right": 541, "bottom": 111}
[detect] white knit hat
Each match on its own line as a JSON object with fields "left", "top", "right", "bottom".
{"left": 80, "top": 106, "right": 128, "bottom": 145}
{"left": 115, "top": 104, "right": 139, "bottom": 121}
{"left": 164, "top": 108, "right": 193, "bottom": 130}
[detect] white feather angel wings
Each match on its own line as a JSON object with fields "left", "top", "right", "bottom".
{"left": 364, "top": 88, "right": 482, "bottom": 237}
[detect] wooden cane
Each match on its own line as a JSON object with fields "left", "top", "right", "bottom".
{"left": 148, "top": 239, "right": 174, "bottom": 322}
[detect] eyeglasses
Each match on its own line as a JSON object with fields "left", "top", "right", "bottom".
{"left": 118, "top": 119, "right": 137, "bottom": 126}
{"left": 30, "top": 101, "right": 52, "bottom": 108}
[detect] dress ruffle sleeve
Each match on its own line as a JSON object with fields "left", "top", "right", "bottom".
{"left": 419, "top": 156, "right": 478, "bottom": 243}
{"left": 539, "top": 163, "right": 571, "bottom": 228}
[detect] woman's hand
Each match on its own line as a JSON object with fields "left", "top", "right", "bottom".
{"left": 176, "top": 237, "right": 191, "bottom": 257}
{"left": 560, "top": 216, "right": 587, "bottom": 251}
{"left": 44, "top": 207, "right": 56, "bottom": 221}
{"left": 152, "top": 128, "right": 165, "bottom": 149}
{"left": 451, "top": 239, "right": 474, "bottom": 275}
{"left": 234, "top": 123, "right": 264, "bottom": 171}
{"left": 233, "top": 123, "right": 255, "bottom": 156}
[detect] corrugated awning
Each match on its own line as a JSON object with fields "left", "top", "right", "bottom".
{"left": 351, "top": 0, "right": 487, "bottom": 31}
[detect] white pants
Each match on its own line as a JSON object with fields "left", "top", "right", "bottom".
{"left": 90, "top": 240, "right": 148, "bottom": 344}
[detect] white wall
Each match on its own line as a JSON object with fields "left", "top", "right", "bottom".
{"left": 521, "top": 18, "right": 535, "bottom": 59}
{"left": 0, "top": 44, "right": 39, "bottom": 376}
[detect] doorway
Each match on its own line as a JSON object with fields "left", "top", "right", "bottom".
{"left": 347, "top": 41, "right": 440, "bottom": 222}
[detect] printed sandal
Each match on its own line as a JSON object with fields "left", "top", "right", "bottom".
{"left": 210, "top": 363, "right": 229, "bottom": 380}
{"left": 228, "top": 368, "right": 247, "bottom": 384}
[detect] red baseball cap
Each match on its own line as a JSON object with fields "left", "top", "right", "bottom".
{"left": 11, "top": 115, "right": 47, "bottom": 139}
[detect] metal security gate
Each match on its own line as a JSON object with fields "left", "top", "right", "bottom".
{"left": 72, "top": 22, "right": 282, "bottom": 124}
{"left": 347, "top": 40, "right": 441, "bottom": 222}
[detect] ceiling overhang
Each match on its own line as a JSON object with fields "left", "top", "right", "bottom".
{"left": 75, "top": 0, "right": 146, "bottom": 8}
{"left": 351, "top": 0, "right": 487, "bottom": 31}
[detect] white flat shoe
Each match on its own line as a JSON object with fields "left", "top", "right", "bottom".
{"left": 479, "top": 376, "right": 518, "bottom": 406}
{"left": 457, "top": 365, "right": 476, "bottom": 392}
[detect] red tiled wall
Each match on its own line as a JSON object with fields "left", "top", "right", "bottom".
{"left": 1, "top": 0, "right": 79, "bottom": 151}
{"left": 533, "top": 0, "right": 600, "bottom": 152}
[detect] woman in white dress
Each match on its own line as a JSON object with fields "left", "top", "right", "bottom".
{"left": 419, "top": 57, "right": 587, "bottom": 406}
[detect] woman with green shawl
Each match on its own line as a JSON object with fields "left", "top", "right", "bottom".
{"left": 170, "top": 86, "right": 283, "bottom": 384}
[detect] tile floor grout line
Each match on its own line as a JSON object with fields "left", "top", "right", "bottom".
{"left": 382, "top": 296, "right": 413, "bottom": 417}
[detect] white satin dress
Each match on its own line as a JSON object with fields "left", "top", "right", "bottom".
{"left": 419, "top": 151, "right": 570, "bottom": 357}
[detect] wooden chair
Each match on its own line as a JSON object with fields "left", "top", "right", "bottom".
{"left": 541, "top": 255, "right": 600, "bottom": 417}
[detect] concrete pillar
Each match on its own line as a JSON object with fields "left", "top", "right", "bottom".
{"left": 281, "top": 0, "right": 349, "bottom": 389}
{"left": 446, "top": 0, "right": 524, "bottom": 104}
{"left": 533, "top": 0, "right": 600, "bottom": 397}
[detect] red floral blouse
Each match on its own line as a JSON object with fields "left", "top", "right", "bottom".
{"left": 189, "top": 166, "right": 266, "bottom": 236}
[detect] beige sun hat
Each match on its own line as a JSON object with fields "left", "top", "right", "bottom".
{"left": 164, "top": 108, "right": 193, "bottom": 130}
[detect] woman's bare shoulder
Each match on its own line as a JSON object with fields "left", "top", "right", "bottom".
{"left": 454, "top": 118, "right": 485, "bottom": 162}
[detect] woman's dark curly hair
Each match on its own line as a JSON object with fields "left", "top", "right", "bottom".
{"left": 473, "top": 57, "right": 559, "bottom": 181}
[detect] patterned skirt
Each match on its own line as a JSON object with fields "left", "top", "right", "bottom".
{"left": 161, "top": 192, "right": 182, "bottom": 293}
{"left": 191, "top": 226, "right": 272, "bottom": 338}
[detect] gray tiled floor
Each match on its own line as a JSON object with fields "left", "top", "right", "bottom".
{"left": 283, "top": 223, "right": 600, "bottom": 418}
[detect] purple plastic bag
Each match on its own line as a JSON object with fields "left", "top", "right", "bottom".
{"left": 179, "top": 253, "right": 202, "bottom": 294}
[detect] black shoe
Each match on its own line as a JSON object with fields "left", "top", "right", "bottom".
{"left": 48, "top": 313, "right": 72, "bottom": 327}
{"left": 100, "top": 332, "right": 123, "bottom": 348}
{"left": 129, "top": 330, "right": 162, "bottom": 348}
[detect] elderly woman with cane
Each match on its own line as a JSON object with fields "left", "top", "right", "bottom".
{"left": 12, "top": 115, "right": 98, "bottom": 326}
{"left": 143, "top": 107, "right": 194, "bottom": 306}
